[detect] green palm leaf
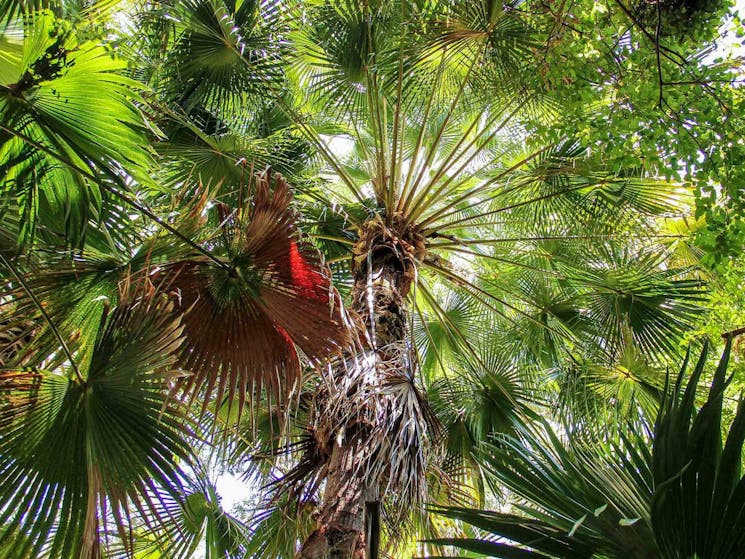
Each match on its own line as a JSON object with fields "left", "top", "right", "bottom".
{"left": 0, "top": 11, "right": 154, "bottom": 248}
{"left": 652, "top": 339, "right": 745, "bottom": 558}
{"left": 131, "top": 468, "right": 251, "bottom": 559}
{"left": 432, "top": 341, "right": 745, "bottom": 559}
{"left": 0, "top": 293, "right": 192, "bottom": 559}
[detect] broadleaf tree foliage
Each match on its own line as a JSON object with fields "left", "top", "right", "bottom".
{"left": 0, "top": 0, "right": 741, "bottom": 557}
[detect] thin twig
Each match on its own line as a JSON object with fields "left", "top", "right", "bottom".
{"left": 612, "top": 0, "right": 687, "bottom": 65}
{"left": 656, "top": 0, "right": 664, "bottom": 108}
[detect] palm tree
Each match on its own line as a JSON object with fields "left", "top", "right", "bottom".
{"left": 0, "top": 1, "right": 712, "bottom": 557}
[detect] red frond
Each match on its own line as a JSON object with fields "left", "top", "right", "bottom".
{"left": 163, "top": 171, "right": 351, "bottom": 415}
{"left": 241, "top": 171, "right": 350, "bottom": 361}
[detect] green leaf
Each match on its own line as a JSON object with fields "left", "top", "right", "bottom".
{"left": 567, "top": 514, "right": 587, "bottom": 537}
{"left": 0, "top": 293, "right": 193, "bottom": 558}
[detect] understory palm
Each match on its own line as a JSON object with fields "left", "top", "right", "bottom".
{"left": 0, "top": 1, "right": 717, "bottom": 558}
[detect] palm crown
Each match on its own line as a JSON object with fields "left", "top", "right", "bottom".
{"left": 0, "top": 0, "right": 719, "bottom": 557}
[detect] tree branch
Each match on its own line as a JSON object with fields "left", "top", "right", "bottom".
{"left": 722, "top": 327, "right": 745, "bottom": 340}
{"left": 656, "top": 0, "right": 664, "bottom": 108}
{"left": 612, "top": 0, "right": 687, "bottom": 65}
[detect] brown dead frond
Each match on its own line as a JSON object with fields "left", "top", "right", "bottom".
{"left": 280, "top": 341, "right": 443, "bottom": 529}
{"left": 162, "top": 171, "right": 352, "bottom": 419}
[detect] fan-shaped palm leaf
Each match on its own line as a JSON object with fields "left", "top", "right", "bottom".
{"left": 162, "top": 172, "right": 352, "bottom": 416}
{"left": 129, "top": 467, "right": 251, "bottom": 559}
{"left": 431, "top": 340, "right": 745, "bottom": 559}
{"left": 0, "top": 11, "right": 154, "bottom": 248}
{"left": 0, "top": 292, "right": 192, "bottom": 559}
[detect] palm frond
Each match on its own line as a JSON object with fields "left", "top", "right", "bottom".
{"left": 0, "top": 291, "right": 192, "bottom": 558}
{"left": 431, "top": 341, "right": 745, "bottom": 559}
{"left": 245, "top": 496, "right": 316, "bottom": 559}
{"left": 563, "top": 245, "right": 705, "bottom": 359}
{"left": 151, "top": 0, "right": 286, "bottom": 118}
{"left": 0, "top": 11, "right": 154, "bottom": 248}
{"left": 130, "top": 467, "right": 251, "bottom": 559}
{"left": 430, "top": 420, "right": 657, "bottom": 558}
{"left": 652, "top": 338, "right": 745, "bottom": 557}
{"left": 165, "top": 172, "right": 352, "bottom": 417}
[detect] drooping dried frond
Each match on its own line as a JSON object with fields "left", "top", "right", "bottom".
{"left": 166, "top": 171, "right": 352, "bottom": 416}
{"left": 283, "top": 342, "right": 442, "bottom": 529}
{"left": 244, "top": 172, "right": 351, "bottom": 359}
{"left": 165, "top": 259, "right": 303, "bottom": 414}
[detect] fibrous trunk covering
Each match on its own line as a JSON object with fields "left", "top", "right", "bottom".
{"left": 297, "top": 216, "right": 434, "bottom": 559}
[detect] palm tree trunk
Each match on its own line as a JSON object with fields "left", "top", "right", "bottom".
{"left": 295, "top": 442, "right": 369, "bottom": 558}
{"left": 297, "top": 219, "right": 420, "bottom": 559}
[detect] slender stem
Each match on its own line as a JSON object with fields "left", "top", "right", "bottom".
{"left": 722, "top": 327, "right": 745, "bottom": 340}
{"left": 405, "top": 98, "right": 527, "bottom": 226}
{"left": 308, "top": 234, "right": 355, "bottom": 245}
{"left": 366, "top": 70, "right": 387, "bottom": 207}
{"left": 418, "top": 145, "right": 552, "bottom": 231}
{"left": 326, "top": 254, "right": 353, "bottom": 264}
{"left": 412, "top": 299, "right": 449, "bottom": 376}
{"left": 396, "top": 49, "right": 448, "bottom": 214}
{"left": 435, "top": 245, "right": 565, "bottom": 277}
{"left": 655, "top": 0, "right": 663, "bottom": 107}
{"left": 407, "top": 100, "right": 527, "bottom": 225}
{"left": 388, "top": 0, "right": 406, "bottom": 216}
{"left": 401, "top": 47, "right": 483, "bottom": 221}
{"left": 423, "top": 259, "right": 571, "bottom": 342}
{"left": 422, "top": 180, "right": 588, "bottom": 235}
{"left": 426, "top": 233, "right": 687, "bottom": 247}
{"left": 417, "top": 279, "right": 517, "bottom": 406}
{"left": 365, "top": 1, "right": 387, "bottom": 209}
{"left": 0, "top": 253, "right": 84, "bottom": 384}
{"left": 612, "top": 0, "right": 687, "bottom": 65}
{"left": 365, "top": 501, "right": 380, "bottom": 559}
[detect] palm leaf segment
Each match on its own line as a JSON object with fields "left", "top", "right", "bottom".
{"left": 652, "top": 339, "right": 745, "bottom": 558}
{"left": 125, "top": 467, "right": 251, "bottom": 559}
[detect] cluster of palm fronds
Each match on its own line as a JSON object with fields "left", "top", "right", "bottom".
{"left": 433, "top": 340, "right": 745, "bottom": 558}
{"left": 0, "top": 168, "right": 350, "bottom": 556}
{"left": 0, "top": 0, "right": 730, "bottom": 557}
